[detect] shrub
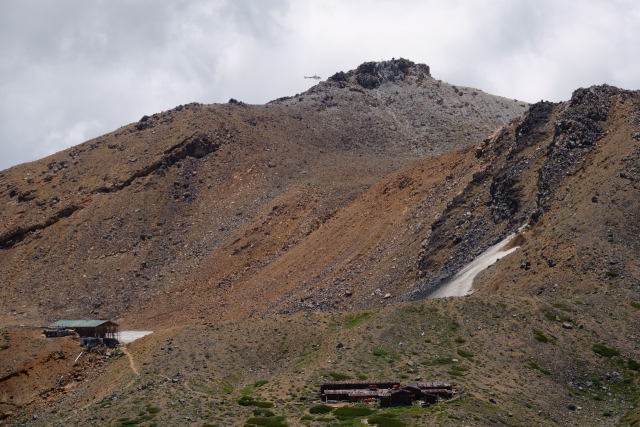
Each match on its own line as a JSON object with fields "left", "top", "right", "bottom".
{"left": 457, "top": 349, "right": 473, "bottom": 358}
{"left": 630, "top": 301, "right": 640, "bottom": 309}
{"left": 334, "top": 407, "right": 375, "bottom": 419}
{"left": 253, "top": 401, "right": 274, "bottom": 408}
{"left": 627, "top": 359, "right": 640, "bottom": 371}
{"left": 309, "top": 405, "right": 333, "bottom": 414}
{"left": 532, "top": 330, "right": 549, "bottom": 343}
{"left": 592, "top": 344, "right": 619, "bottom": 358}
{"left": 454, "top": 337, "right": 466, "bottom": 344}
{"left": 238, "top": 396, "right": 274, "bottom": 408}
{"left": 373, "top": 349, "right": 388, "bottom": 357}
{"left": 238, "top": 396, "right": 254, "bottom": 406}
{"left": 253, "top": 409, "right": 275, "bottom": 417}
{"left": 254, "top": 380, "right": 268, "bottom": 388}
{"left": 146, "top": 406, "right": 160, "bottom": 414}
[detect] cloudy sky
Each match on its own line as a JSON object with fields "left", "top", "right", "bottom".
{"left": 1, "top": 0, "right": 639, "bottom": 170}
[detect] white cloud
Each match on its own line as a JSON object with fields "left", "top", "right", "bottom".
{"left": 1, "top": 0, "right": 639, "bottom": 169}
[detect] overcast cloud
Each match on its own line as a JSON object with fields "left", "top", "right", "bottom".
{"left": 1, "top": 0, "right": 639, "bottom": 170}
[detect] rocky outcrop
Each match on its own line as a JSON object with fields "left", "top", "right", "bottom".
{"left": 410, "top": 85, "right": 637, "bottom": 300}
{"left": 329, "top": 58, "right": 430, "bottom": 89}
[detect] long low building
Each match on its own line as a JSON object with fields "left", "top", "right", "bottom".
{"left": 320, "top": 380, "right": 455, "bottom": 407}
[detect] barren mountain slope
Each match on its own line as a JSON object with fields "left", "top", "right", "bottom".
{"left": 131, "top": 85, "right": 640, "bottom": 329}
{"left": 19, "top": 84, "right": 638, "bottom": 427}
{"left": 0, "top": 59, "right": 526, "bottom": 325}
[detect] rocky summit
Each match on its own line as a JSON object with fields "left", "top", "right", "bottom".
{"left": 1, "top": 60, "right": 639, "bottom": 426}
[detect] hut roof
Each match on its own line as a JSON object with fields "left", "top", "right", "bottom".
{"left": 49, "top": 320, "right": 115, "bottom": 328}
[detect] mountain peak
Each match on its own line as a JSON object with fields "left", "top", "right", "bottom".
{"left": 328, "top": 58, "right": 430, "bottom": 89}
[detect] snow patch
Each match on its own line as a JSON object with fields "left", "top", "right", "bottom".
{"left": 119, "top": 330, "right": 153, "bottom": 344}
{"left": 429, "top": 231, "right": 521, "bottom": 298}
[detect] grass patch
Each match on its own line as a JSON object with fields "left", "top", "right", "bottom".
{"left": 448, "top": 365, "right": 469, "bottom": 377}
{"left": 525, "top": 362, "right": 551, "bottom": 375}
{"left": 356, "top": 374, "right": 368, "bottom": 380}
{"left": 334, "top": 406, "right": 375, "bottom": 419}
{"left": 253, "top": 409, "right": 275, "bottom": 417}
{"left": 532, "top": 330, "right": 550, "bottom": 343}
{"left": 605, "top": 270, "right": 619, "bottom": 278}
{"left": 238, "top": 396, "right": 274, "bottom": 408}
{"left": 454, "top": 337, "right": 466, "bottom": 344}
{"left": 628, "top": 359, "right": 640, "bottom": 371}
{"left": 309, "top": 405, "right": 333, "bottom": 414}
{"left": 592, "top": 344, "right": 619, "bottom": 358}
{"left": 431, "top": 357, "right": 454, "bottom": 365}
{"left": 368, "top": 414, "right": 407, "bottom": 426}
{"left": 329, "top": 372, "right": 352, "bottom": 381}
{"left": 630, "top": 301, "right": 640, "bottom": 309}
{"left": 146, "top": 406, "right": 160, "bottom": 414}
{"left": 254, "top": 380, "right": 268, "bottom": 388}
{"left": 345, "top": 312, "right": 371, "bottom": 328}
{"left": 373, "top": 348, "right": 388, "bottom": 357}
{"left": 457, "top": 349, "right": 473, "bottom": 358}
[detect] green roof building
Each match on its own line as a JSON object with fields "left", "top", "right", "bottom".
{"left": 47, "top": 319, "right": 118, "bottom": 339}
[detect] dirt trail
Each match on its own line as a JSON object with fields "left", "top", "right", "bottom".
{"left": 121, "top": 346, "right": 139, "bottom": 376}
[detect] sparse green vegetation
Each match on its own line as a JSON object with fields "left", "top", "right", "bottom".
{"left": 368, "top": 413, "right": 407, "bottom": 426}
{"left": 627, "top": 359, "right": 640, "bottom": 371}
{"left": 630, "top": 301, "right": 640, "bottom": 309}
{"left": 454, "top": 337, "right": 466, "bottom": 344}
{"left": 253, "top": 409, "right": 275, "bottom": 417}
{"left": 373, "top": 348, "right": 388, "bottom": 357}
{"left": 309, "top": 405, "right": 333, "bottom": 414}
{"left": 532, "top": 330, "right": 550, "bottom": 343}
{"left": 245, "top": 415, "right": 287, "bottom": 426}
{"left": 329, "top": 372, "right": 352, "bottom": 381}
{"left": 345, "top": 312, "right": 371, "bottom": 327}
{"left": 457, "top": 349, "right": 473, "bottom": 358}
{"left": 431, "top": 357, "right": 455, "bottom": 365}
{"left": 254, "top": 380, "right": 268, "bottom": 388}
{"left": 448, "top": 365, "right": 469, "bottom": 377}
{"left": 605, "top": 270, "right": 619, "bottom": 278}
{"left": 334, "top": 406, "right": 375, "bottom": 419}
{"left": 525, "top": 362, "right": 551, "bottom": 375}
{"left": 238, "top": 396, "right": 274, "bottom": 408}
{"left": 592, "top": 344, "right": 619, "bottom": 358}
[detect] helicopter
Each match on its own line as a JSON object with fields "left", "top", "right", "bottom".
{"left": 304, "top": 75, "right": 321, "bottom": 80}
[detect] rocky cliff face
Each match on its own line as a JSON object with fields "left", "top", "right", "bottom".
{"left": 411, "top": 85, "right": 640, "bottom": 299}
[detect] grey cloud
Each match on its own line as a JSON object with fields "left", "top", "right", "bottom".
{"left": 1, "top": 0, "right": 639, "bottom": 170}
